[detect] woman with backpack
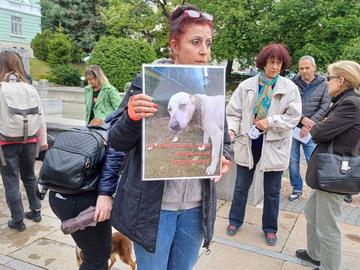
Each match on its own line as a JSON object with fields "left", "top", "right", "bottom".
{"left": 108, "top": 5, "right": 231, "bottom": 270}
{"left": 44, "top": 111, "right": 125, "bottom": 269}
{"left": 0, "top": 50, "right": 47, "bottom": 232}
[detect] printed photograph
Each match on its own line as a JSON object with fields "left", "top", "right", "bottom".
{"left": 142, "top": 64, "right": 225, "bottom": 180}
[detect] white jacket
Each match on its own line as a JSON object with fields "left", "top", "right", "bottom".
{"left": 226, "top": 75, "right": 302, "bottom": 171}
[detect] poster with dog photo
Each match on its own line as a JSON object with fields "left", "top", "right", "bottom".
{"left": 142, "top": 64, "right": 225, "bottom": 180}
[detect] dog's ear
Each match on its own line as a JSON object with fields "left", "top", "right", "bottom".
{"left": 190, "top": 94, "right": 201, "bottom": 107}
{"left": 189, "top": 94, "right": 200, "bottom": 108}
{"left": 89, "top": 118, "right": 104, "bottom": 127}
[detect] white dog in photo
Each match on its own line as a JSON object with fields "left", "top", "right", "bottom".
{"left": 167, "top": 91, "right": 224, "bottom": 175}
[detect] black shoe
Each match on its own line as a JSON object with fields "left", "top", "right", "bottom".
{"left": 25, "top": 210, "right": 42, "bottom": 222}
{"left": 313, "top": 268, "right": 319, "bottom": 270}
{"left": 7, "top": 219, "right": 26, "bottom": 232}
{"left": 288, "top": 191, "right": 302, "bottom": 201}
{"left": 226, "top": 224, "right": 239, "bottom": 236}
{"left": 295, "top": 249, "right": 320, "bottom": 266}
{"left": 264, "top": 232, "right": 277, "bottom": 246}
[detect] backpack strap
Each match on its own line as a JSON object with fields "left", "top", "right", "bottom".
{"left": 3, "top": 72, "right": 21, "bottom": 82}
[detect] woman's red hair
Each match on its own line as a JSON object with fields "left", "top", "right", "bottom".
{"left": 256, "top": 43, "right": 292, "bottom": 71}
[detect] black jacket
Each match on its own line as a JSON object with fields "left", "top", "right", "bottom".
{"left": 109, "top": 74, "right": 231, "bottom": 253}
{"left": 306, "top": 89, "right": 360, "bottom": 190}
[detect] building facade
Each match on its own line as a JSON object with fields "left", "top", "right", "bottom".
{"left": 0, "top": 0, "right": 41, "bottom": 72}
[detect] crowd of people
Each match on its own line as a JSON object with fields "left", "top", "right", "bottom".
{"left": 0, "top": 4, "right": 360, "bottom": 270}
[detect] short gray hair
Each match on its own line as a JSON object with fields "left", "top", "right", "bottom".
{"left": 299, "top": 55, "right": 316, "bottom": 67}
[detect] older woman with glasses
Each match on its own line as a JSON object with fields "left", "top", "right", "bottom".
{"left": 226, "top": 43, "right": 302, "bottom": 246}
{"left": 296, "top": 60, "right": 360, "bottom": 270}
{"left": 108, "top": 5, "right": 231, "bottom": 270}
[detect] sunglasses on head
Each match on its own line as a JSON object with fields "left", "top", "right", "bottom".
{"left": 326, "top": 75, "right": 339, "bottom": 81}
{"left": 173, "top": 10, "right": 213, "bottom": 31}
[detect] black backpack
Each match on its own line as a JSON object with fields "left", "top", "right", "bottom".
{"left": 39, "top": 126, "right": 107, "bottom": 194}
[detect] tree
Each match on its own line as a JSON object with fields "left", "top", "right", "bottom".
{"left": 101, "top": 0, "right": 187, "bottom": 57}
{"left": 341, "top": 37, "right": 360, "bottom": 63}
{"left": 190, "top": 0, "right": 274, "bottom": 79}
{"left": 31, "top": 29, "right": 53, "bottom": 61}
{"left": 47, "top": 30, "right": 76, "bottom": 66}
{"left": 89, "top": 36, "right": 157, "bottom": 90}
{"left": 268, "top": 0, "right": 360, "bottom": 70}
{"left": 40, "top": 0, "right": 107, "bottom": 52}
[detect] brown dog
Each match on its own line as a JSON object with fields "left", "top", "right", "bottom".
{"left": 76, "top": 232, "right": 136, "bottom": 270}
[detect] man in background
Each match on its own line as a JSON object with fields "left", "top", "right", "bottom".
{"left": 288, "top": 56, "right": 330, "bottom": 201}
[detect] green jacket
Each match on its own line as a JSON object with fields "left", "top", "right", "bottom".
{"left": 85, "top": 83, "right": 122, "bottom": 124}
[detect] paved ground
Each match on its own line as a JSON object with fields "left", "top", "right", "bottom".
{"left": 0, "top": 162, "right": 359, "bottom": 270}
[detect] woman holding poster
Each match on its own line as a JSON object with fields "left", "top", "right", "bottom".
{"left": 108, "top": 5, "right": 231, "bottom": 270}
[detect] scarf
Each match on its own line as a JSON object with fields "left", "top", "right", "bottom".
{"left": 253, "top": 72, "right": 279, "bottom": 121}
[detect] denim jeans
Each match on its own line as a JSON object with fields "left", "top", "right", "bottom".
{"left": 134, "top": 207, "right": 203, "bottom": 270}
{"left": 49, "top": 191, "right": 112, "bottom": 270}
{"left": 289, "top": 138, "right": 316, "bottom": 192}
{"left": 0, "top": 143, "right": 40, "bottom": 222}
{"left": 229, "top": 145, "right": 283, "bottom": 233}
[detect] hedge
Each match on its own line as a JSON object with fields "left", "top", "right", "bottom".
{"left": 89, "top": 36, "right": 157, "bottom": 91}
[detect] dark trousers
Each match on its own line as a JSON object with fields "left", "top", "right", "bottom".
{"left": 49, "top": 191, "right": 112, "bottom": 270}
{"left": 229, "top": 144, "right": 283, "bottom": 233}
{"left": 0, "top": 143, "right": 40, "bottom": 222}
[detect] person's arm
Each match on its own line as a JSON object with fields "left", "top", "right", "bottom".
{"left": 226, "top": 84, "right": 243, "bottom": 137}
{"left": 37, "top": 95, "right": 48, "bottom": 151}
{"left": 109, "top": 93, "right": 157, "bottom": 151}
{"left": 95, "top": 146, "right": 126, "bottom": 222}
{"left": 107, "top": 85, "right": 122, "bottom": 110}
{"left": 266, "top": 84, "right": 302, "bottom": 132}
{"left": 310, "top": 84, "right": 331, "bottom": 123}
{"left": 311, "top": 98, "right": 357, "bottom": 143}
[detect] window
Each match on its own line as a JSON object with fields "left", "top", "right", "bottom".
{"left": 11, "top": 16, "right": 22, "bottom": 36}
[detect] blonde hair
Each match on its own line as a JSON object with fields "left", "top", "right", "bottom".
{"left": 84, "top": 65, "right": 109, "bottom": 88}
{"left": 328, "top": 60, "right": 360, "bottom": 94}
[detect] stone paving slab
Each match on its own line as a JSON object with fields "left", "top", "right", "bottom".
{"left": 10, "top": 238, "right": 76, "bottom": 270}
{"left": 214, "top": 217, "right": 289, "bottom": 253}
{"left": 1, "top": 161, "right": 359, "bottom": 270}
{"left": 0, "top": 220, "right": 58, "bottom": 255}
{"left": 282, "top": 213, "right": 360, "bottom": 270}
{"left": 194, "top": 242, "right": 285, "bottom": 270}
{"left": 216, "top": 202, "right": 299, "bottom": 233}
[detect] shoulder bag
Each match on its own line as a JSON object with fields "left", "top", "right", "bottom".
{"left": 317, "top": 139, "right": 360, "bottom": 194}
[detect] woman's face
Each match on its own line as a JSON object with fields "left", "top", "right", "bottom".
{"left": 87, "top": 76, "right": 100, "bottom": 91}
{"left": 326, "top": 72, "right": 343, "bottom": 97}
{"left": 171, "top": 23, "right": 212, "bottom": 65}
{"left": 263, "top": 58, "right": 282, "bottom": 78}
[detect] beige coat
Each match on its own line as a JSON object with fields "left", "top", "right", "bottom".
{"left": 226, "top": 75, "right": 302, "bottom": 171}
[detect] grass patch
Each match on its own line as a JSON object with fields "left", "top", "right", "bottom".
{"left": 29, "top": 58, "right": 86, "bottom": 81}
{"left": 29, "top": 58, "right": 50, "bottom": 81}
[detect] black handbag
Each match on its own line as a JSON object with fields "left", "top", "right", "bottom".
{"left": 317, "top": 140, "right": 360, "bottom": 194}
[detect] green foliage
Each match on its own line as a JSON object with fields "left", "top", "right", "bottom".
{"left": 89, "top": 36, "right": 157, "bottom": 90}
{"left": 31, "top": 29, "right": 53, "bottom": 61}
{"left": 49, "top": 64, "right": 81, "bottom": 86}
{"left": 341, "top": 37, "right": 360, "bottom": 63}
{"left": 40, "top": 0, "right": 107, "bottom": 52}
{"left": 47, "top": 30, "right": 76, "bottom": 67}
{"left": 268, "top": 0, "right": 360, "bottom": 70}
{"left": 101, "top": 0, "right": 169, "bottom": 57}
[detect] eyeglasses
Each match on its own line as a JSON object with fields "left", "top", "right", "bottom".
{"left": 173, "top": 10, "right": 213, "bottom": 31}
{"left": 326, "top": 75, "right": 339, "bottom": 81}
